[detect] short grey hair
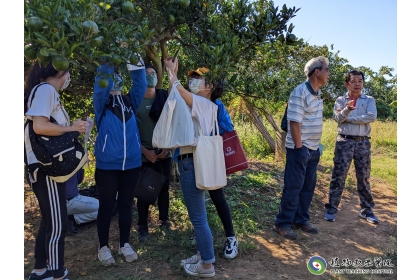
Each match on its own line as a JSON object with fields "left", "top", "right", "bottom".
{"left": 304, "top": 56, "right": 329, "bottom": 78}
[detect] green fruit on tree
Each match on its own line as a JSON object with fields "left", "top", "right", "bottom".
{"left": 98, "top": 78, "right": 109, "bottom": 88}
{"left": 90, "top": 37, "right": 103, "bottom": 47}
{"left": 179, "top": 0, "right": 190, "bottom": 8}
{"left": 129, "top": 55, "right": 139, "bottom": 65}
{"left": 24, "top": 48, "right": 37, "bottom": 60}
{"left": 36, "top": 49, "right": 51, "bottom": 63}
{"left": 52, "top": 56, "right": 69, "bottom": 71}
{"left": 111, "top": 54, "right": 122, "bottom": 66}
{"left": 27, "top": 17, "right": 44, "bottom": 32}
{"left": 168, "top": 15, "right": 175, "bottom": 24}
{"left": 121, "top": 1, "right": 135, "bottom": 14}
{"left": 288, "top": 34, "right": 297, "bottom": 42}
{"left": 82, "top": 20, "right": 99, "bottom": 34}
{"left": 223, "top": 13, "right": 229, "bottom": 19}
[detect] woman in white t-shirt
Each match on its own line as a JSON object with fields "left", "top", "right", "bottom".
{"left": 24, "top": 61, "right": 86, "bottom": 280}
{"left": 164, "top": 57, "right": 224, "bottom": 278}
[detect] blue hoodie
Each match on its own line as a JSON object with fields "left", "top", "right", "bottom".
{"left": 93, "top": 63, "right": 147, "bottom": 170}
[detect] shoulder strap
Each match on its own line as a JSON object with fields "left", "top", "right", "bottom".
{"left": 28, "top": 82, "right": 48, "bottom": 108}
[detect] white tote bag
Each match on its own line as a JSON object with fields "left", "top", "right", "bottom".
{"left": 193, "top": 107, "right": 227, "bottom": 190}
{"left": 152, "top": 85, "right": 195, "bottom": 149}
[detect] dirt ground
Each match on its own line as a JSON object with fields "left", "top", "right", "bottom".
{"left": 24, "top": 161, "right": 397, "bottom": 280}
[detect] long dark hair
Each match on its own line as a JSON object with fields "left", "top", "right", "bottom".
{"left": 210, "top": 79, "right": 224, "bottom": 103}
{"left": 24, "top": 61, "right": 68, "bottom": 114}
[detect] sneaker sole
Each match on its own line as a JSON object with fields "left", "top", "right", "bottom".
{"left": 224, "top": 252, "right": 238, "bottom": 259}
{"left": 359, "top": 213, "right": 379, "bottom": 224}
{"left": 324, "top": 216, "right": 335, "bottom": 222}
{"left": 184, "top": 266, "right": 215, "bottom": 278}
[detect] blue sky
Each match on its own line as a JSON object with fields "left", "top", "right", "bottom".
{"left": 273, "top": 0, "right": 397, "bottom": 75}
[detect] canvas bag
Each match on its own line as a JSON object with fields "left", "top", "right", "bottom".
{"left": 152, "top": 84, "right": 195, "bottom": 149}
{"left": 24, "top": 83, "right": 88, "bottom": 183}
{"left": 193, "top": 107, "right": 227, "bottom": 190}
{"left": 222, "top": 130, "right": 249, "bottom": 175}
{"left": 135, "top": 164, "right": 167, "bottom": 205}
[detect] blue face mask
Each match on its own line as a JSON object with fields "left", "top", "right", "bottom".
{"left": 146, "top": 74, "right": 157, "bottom": 88}
{"left": 112, "top": 74, "right": 123, "bottom": 91}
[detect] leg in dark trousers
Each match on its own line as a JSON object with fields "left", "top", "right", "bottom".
{"left": 117, "top": 167, "right": 141, "bottom": 245}
{"left": 32, "top": 171, "right": 68, "bottom": 278}
{"left": 209, "top": 188, "right": 235, "bottom": 237}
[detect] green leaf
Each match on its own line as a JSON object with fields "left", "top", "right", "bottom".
{"left": 34, "top": 32, "right": 49, "bottom": 41}
{"left": 36, "top": 40, "right": 52, "bottom": 48}
{"left": 40, "top": 47, "right": 49, "bottom": 56}
{"left": 71, "top": 43, "right": 82, "bottom": 53}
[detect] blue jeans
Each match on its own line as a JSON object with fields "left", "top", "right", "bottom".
{"left": 178, "top": 157, "right": 215, "bottom": 264}
{"left": 276, "top": 146, "right": 320, "bottom": 226}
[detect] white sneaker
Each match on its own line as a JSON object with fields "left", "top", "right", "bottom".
{"left": 224, "top": 237, "right": 238, "bottom": 259}
{"left": 118, "top": 243, "right": 138, "bottom": 262}
{"left": 181, "top": 253, "right": 201, "bottom": 267}
{"left": 98, "top": 246, "right": 115, "bottom": 266}
{"left": 184, "top": 260, "right": 215, "bottom": 278}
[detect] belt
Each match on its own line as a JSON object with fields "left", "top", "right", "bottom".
{"left": 339, "top": 134, "right": 371, "bottom": 141}
{"left": 177, "top": 153, "right": 193, "bottom": 161}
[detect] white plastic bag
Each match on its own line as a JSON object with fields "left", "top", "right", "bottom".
{"left": 152, "top": 85, "right": 195, "bottom": 148}
{"left": 193, "top": 107, "right": 227, "bottom": 190}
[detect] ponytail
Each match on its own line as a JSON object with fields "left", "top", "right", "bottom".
{"left": 24, "top": 61, "right": 62, "bottom": 114}
{"left": 210, "top": 80, "right": 224, "bottom": 103}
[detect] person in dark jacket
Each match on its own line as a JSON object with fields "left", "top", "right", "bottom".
{"left": 135, "top": 63, "right": 173, "bottom": 241}
{"left": 93, "top": 58, "right": 147, "bottom": 265}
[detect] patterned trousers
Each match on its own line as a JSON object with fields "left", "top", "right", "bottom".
{"left": 325, "top": 137, "right": 375, "bottom": 214}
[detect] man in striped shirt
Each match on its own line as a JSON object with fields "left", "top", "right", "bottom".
{"left": 273, "top": 56, "right": 329, "bottom": 240}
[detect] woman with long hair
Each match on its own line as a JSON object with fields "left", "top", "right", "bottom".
{"left": 24, "top": 61, "right": 86, "bottom": 280}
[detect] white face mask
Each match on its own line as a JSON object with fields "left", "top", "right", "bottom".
{"left": 60, "top": 74, "right": 71, "bottom": 91}
{"left": 188, "top": 78, "right": 203, "bottom": 94}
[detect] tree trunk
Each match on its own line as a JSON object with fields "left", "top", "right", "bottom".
{"left": 245, "top": 102, "right": 275, "bottom": 152}
{"left": 265, "top": 114, "right": 286, "bottom": 161}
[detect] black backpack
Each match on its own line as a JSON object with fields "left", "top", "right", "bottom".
{"left": 24, "top": 83, "right": 88, "bottom": 183}
{"left": 280, "top": 104, "right": 288, "bottom": 132}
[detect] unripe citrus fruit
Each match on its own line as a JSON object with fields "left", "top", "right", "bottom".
{"left": 122, "top": 1, "right": 135, "bottom": 14}
{"left": 52, "top": 56, "right": 70, "bottom": 71}
{"left": 179, "top": 0, "right": 190, "bottom": 8}
{"left": 27, "top": 17, "right": 44, "bottom": 32}
{"left": 36, "top": 49, "right": 51, "bottom": 63}
{"left": 24, "top": 48, "right": 37, "bottom": 60}
{"left": 82, "top": 20, "right": 99, "bottom": 34}
{"left": 98, "top": 78, "right": 109, "bottom": 88}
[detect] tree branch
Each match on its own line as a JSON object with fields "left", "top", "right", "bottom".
{"left": 173, "top": 35, "right": 200, "bottom": 53}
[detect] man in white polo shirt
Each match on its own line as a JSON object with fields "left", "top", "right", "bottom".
{"left": 273, "top": 56, "right": 329, "bottom": 240}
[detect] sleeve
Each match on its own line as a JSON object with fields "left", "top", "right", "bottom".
{"left": 191, "top": 95, "right": 215, "bottom": 120}
{"left": 25, "top": 85, "right": 55, "bottom": 118}
{"left": 346, "top": 97, "right": 377, "bottom": 124}
{"left": 287, "top": 86, "right": 305, "bottom": 123}
{"left": 93, "top": 63, "right": 114, "bottom": 127}
{"left": 128, "top": 67, "right": 147, "bottom": 113}
{"left": 333, "top": 96, "right": 352, "bottom": 124}
{"left": 215, "top": 99, "right": 234, "bottom": 135}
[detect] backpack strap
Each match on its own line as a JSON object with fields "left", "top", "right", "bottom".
{"left": 28, "top": 82, "right": 48, "bottom": 108}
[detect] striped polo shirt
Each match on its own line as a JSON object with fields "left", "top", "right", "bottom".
{"left": 285, "top": 81, "right": 324, "bottom": 150}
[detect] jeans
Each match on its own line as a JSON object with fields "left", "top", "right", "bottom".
{"left": 276, "top": 146, "right": 320, "bottom": 225}
{"left": 67, "top": 194, "right": 99, "bottom": 224}
{"left": 137, "top": 158, "right": 172, "bottom": 227}
{"left": 95, "top": 167, "right": 141, "bottom": 248}
{"left": 178, "top": 157, "right": 215, "bottom": 264}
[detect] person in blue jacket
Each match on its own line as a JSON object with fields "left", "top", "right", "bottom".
{"left": 93, "top": 58, "right": 147, "bottom": 265}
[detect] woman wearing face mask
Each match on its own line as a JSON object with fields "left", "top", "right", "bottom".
{"left": 24, "top": 61, "right": 86, "bottom": 280}
{"left": 135, "top": 63, "right": 173, "bottom": 242}
{"left": 93, "top": 58, "right": 147, "bottom": 265}
{"left": 186, "top": 68, "right": 239, "bottom": 260}
{"left": 164, "top": 57, "right": 224, "bottom": 278}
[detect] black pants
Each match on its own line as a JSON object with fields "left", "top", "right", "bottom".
{"left": 95, "top": 167, "right": 141, "bottom": 248}
{"left": 209, "top": 188, "right": 235, "bottom": 237}
{"left": 137, "top": 158, "right": 172, "bottom": 227}
{"left": 31, "top": 170, "right": 68, "bottom": 278}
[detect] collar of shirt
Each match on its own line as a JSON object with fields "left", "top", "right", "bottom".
{"left": 305, "top": 81, "right": 320, "bottom": 97}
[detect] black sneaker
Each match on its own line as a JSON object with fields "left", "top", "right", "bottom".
{"left": 67, "top": 220, "right": 80, "bottom": 235}
{"left": 160, "top": 221, "right": 172, "bottom": 232}
{"left": 28, "top": 269, "right": 53, "bottom": 280}
{"left": 138, "top": 225, "right": 148, "bottom": 242}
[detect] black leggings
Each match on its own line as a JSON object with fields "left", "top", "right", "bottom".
{"left": 95, "top": 167, "right": 141, "bottom": 248}
{"left": 137, "top": 158, "right": 172, "bottom": 227}
{"left": 209, "top": 188, "right": 235, "bottom": 237}
{"left": 31, "top": 170, "right": 68, "bottom": 278}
